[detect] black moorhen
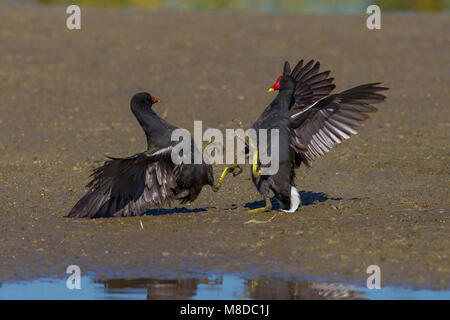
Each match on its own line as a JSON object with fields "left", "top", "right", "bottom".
{"left": 219, "top": 59, "right": 388, "bottom": 212}
{"left": 67, "top": 92, "right": 214, "bottom": 218}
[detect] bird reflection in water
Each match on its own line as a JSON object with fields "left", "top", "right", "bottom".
{"left": 96, "top": 276, "right": 363, "bottom": 300}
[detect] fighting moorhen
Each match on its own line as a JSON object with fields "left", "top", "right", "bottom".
{"left": 218, "top": 59, "right": 388, "bottom": 212}
{"left": 67, "top": 92, "right": 215, "bottom": 218}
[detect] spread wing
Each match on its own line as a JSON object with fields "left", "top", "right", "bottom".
{"left": 289, "top": 59, "right": 336, "bottom": 114}
{"left": 290, "top": 83, "right": 388, "bottom": 166}
{"left": 67, "top": 146, "right": 177, "bottom": 218}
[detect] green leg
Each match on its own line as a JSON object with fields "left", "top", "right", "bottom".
{"left": 212, "top": 165, "right": 242, "bottom": 192}
{"left": 248, "top": 198, "right": 272, "bottom": 213}
{"left": 211, "top": 131, "right": 249, "bottom": 192}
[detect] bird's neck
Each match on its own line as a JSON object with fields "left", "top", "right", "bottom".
{"left": 133, "top": 108, "right": 156, "bottom": 129}
{"left": 133, "top": 108, "right": 168, "bottom": 148}
{"left": 273, "top": 87, "right": 295, "bottom": 113}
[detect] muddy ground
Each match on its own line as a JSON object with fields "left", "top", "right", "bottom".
{"left": 0, "top": 3, "right": 448, "bottom": 290}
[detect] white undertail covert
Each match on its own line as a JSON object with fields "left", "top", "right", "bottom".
{"left": 281, "top": 186, "right": 301, "bottom": 213}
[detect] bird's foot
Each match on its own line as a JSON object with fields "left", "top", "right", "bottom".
{"left": 212, "top": 165, "right": 242, "bottom": 192}
{"left": 248, "top": 200, "right": 272, "bottom": 213}
{"left": 247, "top": 207, "right": 272, "bottom": 213}
{"left": 212, "top": 183, "right": 222, "bottom": 192}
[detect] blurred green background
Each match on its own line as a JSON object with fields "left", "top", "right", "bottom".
{"left": 10, "top": 0, "right": 450, "bottom": 13}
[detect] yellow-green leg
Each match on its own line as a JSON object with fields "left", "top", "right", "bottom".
{"left": 212, "top": 165, "right": 242, "bottom": 192}
{"left": 251, "top": 150, "right": 261, "bottom": 179}
{"left": 248, "top": 198, "right": 272, "bottom": 213}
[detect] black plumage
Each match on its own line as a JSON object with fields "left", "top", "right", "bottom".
{"left": 67, "top": 92, "right": 214, "bottom": 218}
{"left": 250, "top": 59, "right": 388, "bottom": 212}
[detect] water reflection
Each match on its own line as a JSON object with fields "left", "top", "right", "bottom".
{"left": 1, "top": 275, "right": 449, "bottom": 299}
{"left": 96, "top": 276, "right": 364, "bottom": 299}
{"left": 99, "top": 278, "right": 205, "bottom": 299}
{"left": 20, "top": 0, "right": 450, "bottom": 13}
{"left": 244, "top": 279, "right": 360, "bottom": 299}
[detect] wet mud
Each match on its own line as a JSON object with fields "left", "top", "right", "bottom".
{"left": 0, "top": 3, "right": 448, "bottom": 289}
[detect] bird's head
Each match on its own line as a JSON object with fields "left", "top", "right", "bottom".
{"left": 268, "top": 61, "right": 295, "bottom": 92}
{"left": 131, "top": 92, "right": 161, "bottom": 110}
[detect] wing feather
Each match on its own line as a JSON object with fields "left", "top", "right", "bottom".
{"left": 290, "top": 83, "right": 388, "bottom": 166}
{"left": 67, "top": 147, "right": 177, "bottom": 218}
{"left": 290, "top": 59, "right": 336, "bottom": 113}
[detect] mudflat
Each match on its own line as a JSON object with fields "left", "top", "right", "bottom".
{"left": 0, "top": 3, "right": 448, "bottom": 288}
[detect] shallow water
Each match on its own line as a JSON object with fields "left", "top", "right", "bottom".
{"left": 1, "top": 275, "right": 449, "bottom": 300}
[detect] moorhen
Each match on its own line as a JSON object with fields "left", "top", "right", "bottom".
{"left": 67, "top": 92, "right": 216, "bottom": 218}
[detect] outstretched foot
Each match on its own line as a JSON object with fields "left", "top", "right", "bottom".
{"left": 248, "top": 198, "right": 272, "bottom": 212}
{"left": 212, "top": 165, "right": 242, "bottom": 192}
{"left": 248, "top": 206, "right": 271, "bottom": 213}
